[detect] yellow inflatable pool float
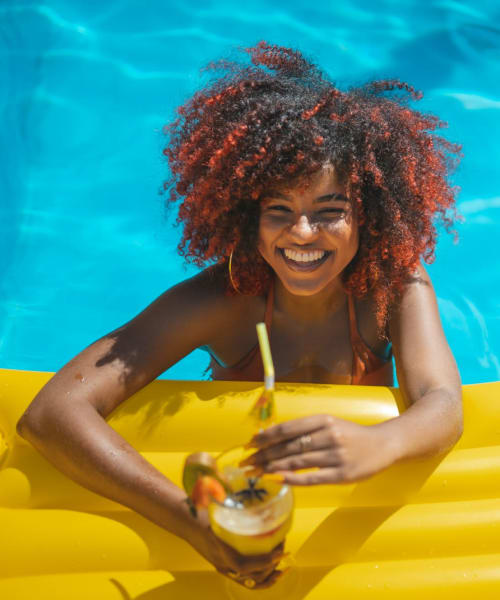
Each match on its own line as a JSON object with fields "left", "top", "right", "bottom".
{"left": 1, "top": 368, "right": 500, "bottom": 599}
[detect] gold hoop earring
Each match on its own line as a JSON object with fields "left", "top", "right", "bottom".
{"left": 228, "top": 250, "right": 242, "bottom": 294}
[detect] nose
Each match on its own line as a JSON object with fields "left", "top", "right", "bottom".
{"left": 289, "top": 214, "right": 318, "bottom": 242}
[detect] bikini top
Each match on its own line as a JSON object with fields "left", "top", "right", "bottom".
{"left": 207, "top": 281, "right": 394, "bottom": 386}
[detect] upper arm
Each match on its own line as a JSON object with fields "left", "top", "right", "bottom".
{"left": 388, "top": 263, "right": 461, "bottom": 406}
{"left": 18, "top": 271, "right": 233, "bottom": 425}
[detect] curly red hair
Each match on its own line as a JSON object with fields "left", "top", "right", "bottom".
{"left": 161, "top": 41, "right": 462, "bottom": 334}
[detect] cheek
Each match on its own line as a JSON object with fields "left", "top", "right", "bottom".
{"left": 325, "top": 221, "right": 359, "bottom": 256}
{"left": 324, "top": 219, "right": 354, "bottom": 239}
{"left": 257, "top": 225, "right": 268, "bottom": 259}
{"left": 258, "top": 218, "right": 278, "bottom": 250}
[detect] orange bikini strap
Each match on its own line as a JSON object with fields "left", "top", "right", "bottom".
{"left": 347, "top": 292, "right": 364, "bottom": 382}
{"left": 264, "top": 280, "right": 274, "bottom": 333}
{"left": 347, "top": 293, "right": 360, "bottom": 344}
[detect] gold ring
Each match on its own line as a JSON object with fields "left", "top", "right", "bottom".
{"left": 299, "top": 434, "right": 312, "bottom": 453}
{"left": 227, "top": 570, "right": 241, "bottom": 579}
{"left": 243, "top": 578, "right": 256, "bottom": 588}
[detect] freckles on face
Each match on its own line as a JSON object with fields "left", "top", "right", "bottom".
{"left": 256, "top": 168, "right": 359, "bottom": 295}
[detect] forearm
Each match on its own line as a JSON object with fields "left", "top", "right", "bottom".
{"left": 17, "top": 400, "right": 194, "bottom": 540}
{"left": 373, "top": 387, "right": 464, "bottom": 463}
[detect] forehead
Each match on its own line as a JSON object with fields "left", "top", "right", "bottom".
{"left": 263, "top": 164, "right": 347, "bottom": 198}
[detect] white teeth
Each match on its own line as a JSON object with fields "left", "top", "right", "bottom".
{"left": 283, "top": 248, "right": 326, "bottom": 263}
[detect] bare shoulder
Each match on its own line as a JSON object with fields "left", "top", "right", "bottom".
{"left": 388, "top": 261, "right": 461, "bottom": 402}
{"left": 389, "top": 261, "right": 436, "bottom": 323}
{"left": 20, "top": 268, "right": 262, "bottom": 422}
{"left": 147, "top": 267, "right": 262, "bottom": 336}
{"left": 355, "top": 263, "right": 434, "bottom": 358}
{"left": 118, "top": 267, "right": 266, "bottom": 375}
{"left": 387, "top": 261, "right": 440, "bottom": 349}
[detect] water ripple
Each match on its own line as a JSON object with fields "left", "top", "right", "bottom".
{"left": 0, "top": 3, "right": 238, "bottom": 45}
{"left": 459, "top": 196, "right": 500, "bottom": 214}
{"left": 0, "top": 3, "right": 94, "bottom": 36}
{"left": 1, "top": 0, "right": 499, "bottom": 383}
{"left": 45, "top": 49, "right": 190, "bottom": 81}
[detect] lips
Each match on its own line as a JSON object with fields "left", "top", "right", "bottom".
{"left": 278, "top": 247, "right": 332, "bottom": 272}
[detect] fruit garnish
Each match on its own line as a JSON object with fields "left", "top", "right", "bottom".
{"left": 183, "top": 452, "right": 232, "bottom": 517}
{"left": 182, "top": 452, "right": 219, "bottom": 495}
{"left": 191, "top": 475, "right": 227, "bottom": 508}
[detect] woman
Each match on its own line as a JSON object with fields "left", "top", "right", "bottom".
{"left": 16, "top": 42, "right": 463, "bottom": 589}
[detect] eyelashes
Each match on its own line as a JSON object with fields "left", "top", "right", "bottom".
{"left": 265, "top": 205, "right": 345, "bottom": 217}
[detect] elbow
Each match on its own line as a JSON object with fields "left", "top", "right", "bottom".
{"left": 16, "top": 415, "right": 26, "bottom": 438}
{"left": 442, "top": 423, "right": 463, "bottom": 457}
{"left": 16, "top": 412, "right": 39, "bottom": 441}
{"left": 452, "top": 386, "right": 464, "bottom": 442}
{"left": 446, "top": 392, "right": 464, "bottom": 451}
{"left": 16, "top": 398, "right": 46, "bottom": 441}
{"left": 427, "top": 384, "right": 464, "bottom": 454}
{"left": 453, "top": 415, "right": 464, "bottom": 446}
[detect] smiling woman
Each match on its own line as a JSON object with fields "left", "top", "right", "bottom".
{"left": 257, "top": 165, "right": 359, "bottom": 297}
{"left": 16, "top": 41, "right": 464, "bottom": 592}
{"left": 207, "top": 165, "right": 394, "bottom": 387}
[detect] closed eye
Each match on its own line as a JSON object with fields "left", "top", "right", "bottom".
{"left": 318, "top": 208, "right": 345, "bottom": 214}
{"left": 267, "top": 204, "right": 293, "bottom": 212}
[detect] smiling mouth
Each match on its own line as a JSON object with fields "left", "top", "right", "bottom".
{"left": 278, "top": 247, "right": 332, "bottom": 271}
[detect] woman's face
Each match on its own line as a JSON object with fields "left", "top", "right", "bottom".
{"left": 258, "top": 164, "right": 359, "bottom": 296}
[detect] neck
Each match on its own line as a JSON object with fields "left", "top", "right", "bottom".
{"left": 273, "top": 277, "right": 348, "bottom": 326}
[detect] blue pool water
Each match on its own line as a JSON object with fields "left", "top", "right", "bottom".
{"left": 1, "top": 0, "right": 499, "bottom": 384}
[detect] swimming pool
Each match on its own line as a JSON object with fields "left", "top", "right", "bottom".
{"left": 1, "top": 0, "right": 499, "bottom": 384}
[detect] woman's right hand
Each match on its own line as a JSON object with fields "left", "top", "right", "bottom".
{"left": 185, "top": 509, "right": 286, "bottom": 589}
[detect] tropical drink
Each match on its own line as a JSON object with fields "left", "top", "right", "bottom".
{"left": 208, "top": 467, "right": 294, "bottom": 555}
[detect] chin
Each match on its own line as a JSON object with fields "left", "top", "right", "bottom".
{"left": 278, "top": 274, "right": 335, "bottom": 296}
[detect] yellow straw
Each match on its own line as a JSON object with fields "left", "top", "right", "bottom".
{"left": 256, "top": 322, "right": 275, "bottom": 391}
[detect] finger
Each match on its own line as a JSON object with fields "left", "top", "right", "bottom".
{"left": 239, "top": 569, "right": 279, "bottom": 590}
{"left": 248, "top": 414, "right": 335, "bottom": 449}
{"left": 264, "top": 448, "right": 343, "bottom": 472}
{"left": 253, "top": 568, "right": 287, "bottom": 589}
{"left": 229, "top": 563, "right": 280, "bottom": 589}
{"left": 242, "top": 428, "right": 339, "bottom": 466}
{"left": 278, "top": 467, "right": 346, "bottom": 485}
{"left": 247, "top": 564, "right": 279, "bottom": 584}
{"left": 229, "top": 549, "right": 284, "bottom": 574}
{"left": 271, "top": 540, "right": 286, "bottom": 556}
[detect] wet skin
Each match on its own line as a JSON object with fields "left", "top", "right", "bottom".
{"left": 17, "top": 165, "right": 463, "bottom": 590}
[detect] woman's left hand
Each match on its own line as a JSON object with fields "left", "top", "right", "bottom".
{"left": 241, "top": 415, "right": 399, "bottom": 485}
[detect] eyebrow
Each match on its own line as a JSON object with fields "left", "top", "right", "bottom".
{"left": 263, "top": 191, "right": 350, "bottom": 204}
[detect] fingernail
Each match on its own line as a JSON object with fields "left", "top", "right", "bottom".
{"left": 244, "top": 437, "right": 260, "bottom": 449}
{"left": 244, "top": 428, "right": 266, "bottom": 449}
{"left": 239, "top": 453, "right": 257, "bottom": 466}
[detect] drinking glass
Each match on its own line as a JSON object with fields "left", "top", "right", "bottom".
{"left": 209, "top": 447, "right": 299, "bottom": 599}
